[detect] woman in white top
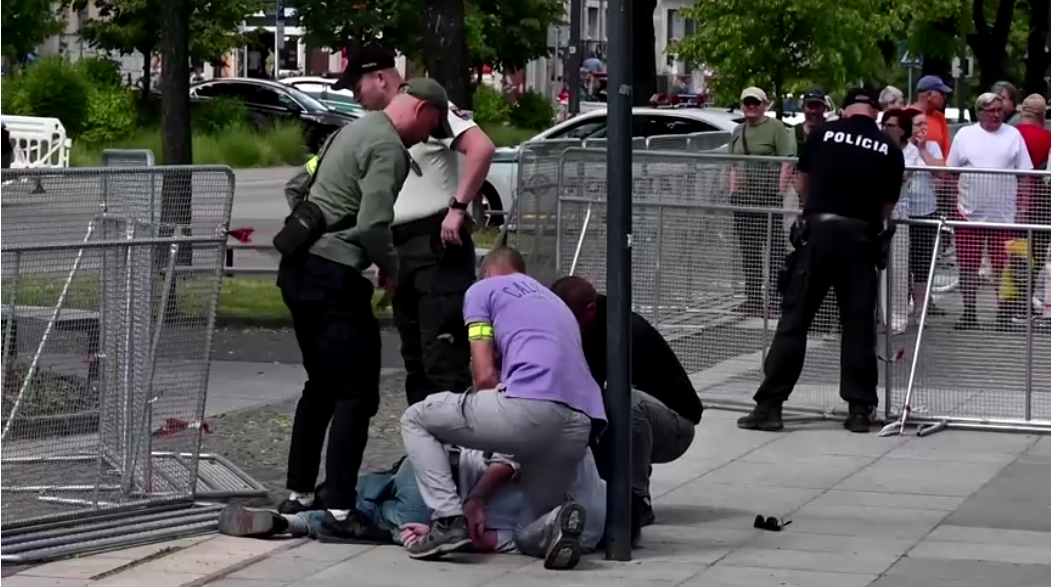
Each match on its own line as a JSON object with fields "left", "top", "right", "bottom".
{"left": 902, "top": 109, "right": 946, "bottom": 318}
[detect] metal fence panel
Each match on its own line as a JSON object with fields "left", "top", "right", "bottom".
{"left": 1, "top": 166, "right": 235, "bottom": 528}
{"left": 542, "top": 148, "right": 1051, "bottom": 431}
{"left": 509, "top": 131, "right": 733, "bottom": 285}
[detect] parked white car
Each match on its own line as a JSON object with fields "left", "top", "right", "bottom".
{"left": 482, "top": 107, "right": 741, "bottom": 225}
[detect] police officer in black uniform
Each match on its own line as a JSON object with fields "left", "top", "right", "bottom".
{"left": 737, "top": 87, "right": 905, "bottom": 434}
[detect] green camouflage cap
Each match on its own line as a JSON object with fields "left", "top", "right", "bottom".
{"left": 403, "top": 78, "right": 453, "bottom": 139}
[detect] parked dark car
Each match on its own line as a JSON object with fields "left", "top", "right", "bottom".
{"left": 188, "top": 78, "right": 359, "bottom": 151}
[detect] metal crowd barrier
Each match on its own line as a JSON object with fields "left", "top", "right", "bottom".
{"left": 505, "top": 131, "right": 732, "bottom": 285}
{"left": 1, "top": 165, "right": 236, "bottom": 529}
{"left": 525, "top": 147, "right": 1051, "bottom": 436}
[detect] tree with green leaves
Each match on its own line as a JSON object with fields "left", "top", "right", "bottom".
{"left": 73, "top": 0, "right": 263, "bottom": 102}
{"left": 676, "top": 0, "right": 896, "bottom": 115}
{"left": 295, "top": 0, "right": 563, "bottom": 106}
{"left": 2, "top": 0, "right": 63, "bottom": 64}
{"left": 465, "top": 0, "right": 563, "bottom": 81}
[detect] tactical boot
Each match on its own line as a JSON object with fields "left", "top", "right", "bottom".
{"left": 737, "top": 403, "right": 784, "bottom": 431}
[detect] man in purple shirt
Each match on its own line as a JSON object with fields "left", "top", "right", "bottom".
{"left": 400, "top": 247, "right": 606, "bottom": 569}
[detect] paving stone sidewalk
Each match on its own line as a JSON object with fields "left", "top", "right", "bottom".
{"left": 8, "top": 410, "right": 1050, "bottom": 587}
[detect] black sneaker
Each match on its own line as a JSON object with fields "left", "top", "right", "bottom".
{"left": 218, "top": 504, "right": 283, "bottom": 538}
{"left": 843, "top": 413, "right": 870, "bottom": 434}
{"left": 406, "top": 516, "right": 472, "bottom": 560}
{"left": 277, "top": 497, "right": 315, "bottom": 515}
{"left": 320, "top": 510, "right": 391, "bottom": 543}
{"left": 737, "top": 403, "right": 784, "bottom": 431}
{"left": 544, "top": 501, "right": 587, "bottom": 570}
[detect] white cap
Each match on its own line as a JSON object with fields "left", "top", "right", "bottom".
{"left": 740, "top": 87, "right": 768, "bottom": 102}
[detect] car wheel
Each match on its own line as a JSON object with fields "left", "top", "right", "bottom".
{"left": 478, "top": 182, "right": 505, "bottom": 227}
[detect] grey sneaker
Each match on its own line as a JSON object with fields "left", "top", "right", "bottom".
{"left": 406, "top": 516, "right": 472, "bottom": 560}
{"left": 544, "top": 500, "right": 586, "bottom": 570}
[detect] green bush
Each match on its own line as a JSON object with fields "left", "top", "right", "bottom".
{"left": 2, "top": 56, "right": 92, "bottom": 135}
{"left": 76, "top": 57, "right": 123, "bottom": 90}
{"left": 193, "top": 97, "right": 251, "bottom": 135}
{"left": 81, "top": 88, "right": 137, "bottom": 145}
{"left": 510, "top": 90, "right": 554, "bottom": 130}
{"left": 471, "top": 84, "right": 510, "bottom": 125}
{"left": 71, "top": 121, "right": 308, "bottom": 168}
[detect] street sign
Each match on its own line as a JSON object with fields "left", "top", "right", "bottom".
{"left": 900, "top": 52, "right": 923, "bottom": 68}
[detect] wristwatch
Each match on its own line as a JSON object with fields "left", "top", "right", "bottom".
{"left": 448, "top": 197, "right": 469, "bottom": 211}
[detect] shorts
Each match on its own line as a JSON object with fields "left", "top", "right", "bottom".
{"left": 953, "top": 221, "right": 1013, "bottom": 273}
{"left": 908, "top": 216, "right": 940, "bottom": 282}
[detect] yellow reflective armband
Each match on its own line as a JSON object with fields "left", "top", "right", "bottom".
{"left": 467, "top": 322, "right": 494, "bottom": 341}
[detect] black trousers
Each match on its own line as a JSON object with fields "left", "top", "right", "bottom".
{"left": 755, "top": 214, "right": 880, "bottom": 410}
{"left": 733, "top": 209, "right": 786, "bottom": 307}
{"left": 391, "top": 213, "right": 476, "bottom": 406}
{"left": 278, "top": 254, "right": 381, "bottom": 509}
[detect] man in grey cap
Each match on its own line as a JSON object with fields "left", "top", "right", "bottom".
{"left": 335, "top": 46, "right": 496, "bottom": 409}
{"left": 275, "top": 69, "right": 451, "bottom": 540}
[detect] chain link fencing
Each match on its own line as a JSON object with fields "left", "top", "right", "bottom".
{"left": 517, "top": 147, "right": 1051, "bottom": 433}
{"left": 1, "top": 166, "right": 235, "bottom": 528}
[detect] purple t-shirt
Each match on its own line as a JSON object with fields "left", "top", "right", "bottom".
{"left": 462, "top": 273, "right": 607, "bottom": 424}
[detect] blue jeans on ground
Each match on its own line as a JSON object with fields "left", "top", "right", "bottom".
{"left": 300, "top": 459, "right": 431, "bottom": 543}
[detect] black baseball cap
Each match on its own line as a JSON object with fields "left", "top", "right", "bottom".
{"left": 802, "top": 87, "right": 827, "bottom": 105}
{"left": 332, "top": 46, "right": 397, "bottom": 91}
{"left": 842, "top": 87, "right": 882, "bottom": 110}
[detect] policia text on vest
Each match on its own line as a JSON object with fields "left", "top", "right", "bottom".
{"left": 738, "top": 90, "right": 906, "bottom": 435}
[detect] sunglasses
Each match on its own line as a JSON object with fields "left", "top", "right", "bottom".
{"left": 742, "top": 99, "right": 763, "bottom": 107}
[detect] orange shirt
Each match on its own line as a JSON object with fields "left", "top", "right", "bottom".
{"left": 924, "top": 109, "right": 951, "bottom": 159}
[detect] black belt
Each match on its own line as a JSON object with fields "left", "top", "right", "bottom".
{"left": 392, "top": 211, "right": 445, "bottom": 245}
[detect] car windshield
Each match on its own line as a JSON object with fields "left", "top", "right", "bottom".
{"left": 281, "top": 85, "right": 331, "bottom": 113}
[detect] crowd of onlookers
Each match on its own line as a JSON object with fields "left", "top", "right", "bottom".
{"left": 725, "top": 76, "right": 1051, "bottom": 331}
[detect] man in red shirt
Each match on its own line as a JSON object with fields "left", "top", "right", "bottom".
{"left": 1015, "top": 94, "right": 1051, "bottom": 318}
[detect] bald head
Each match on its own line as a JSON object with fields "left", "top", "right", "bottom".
{"left": 550, "top": 275, "right": 600, "bottom": 331}
{"left": 482, "top": 247, "right": 526, "bottom": 277}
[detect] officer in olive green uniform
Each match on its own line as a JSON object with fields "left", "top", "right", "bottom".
{"left": 276, "top": 78, "right": 453, "bottom": 539}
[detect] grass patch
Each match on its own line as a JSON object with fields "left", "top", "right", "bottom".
{"left": 70, "top": 122, "right": 309, "bottom": 169}
{"left": 4, "top": 275, "right": 391, "bottom": 325}
{"left": 473, "top": 226, "right": 502, "bottom": 248}
{"left": 479, "top": 123, "right": 538, "bottom": 147}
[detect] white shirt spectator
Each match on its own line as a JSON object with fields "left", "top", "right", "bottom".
{"left": 903, "top": 140, "right": 944, "bottom": 217}
{"left": 392, "top": 105, "right": 478, "bottom": 225}
{"left": 946, "top": 123, "right": 1033, "bottom": 223}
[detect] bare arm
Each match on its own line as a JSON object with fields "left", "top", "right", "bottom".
{"left": 778, "top": 162, "right": 793, "bottom": 194}
{"left": 452, "top": 127, "right": 496, "bottom": 207}
{"left": 465, "top": 461, "right": 515, "bottom": 503}
{"left": 469, "top": 338, "right": 499, "bottom": 390}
